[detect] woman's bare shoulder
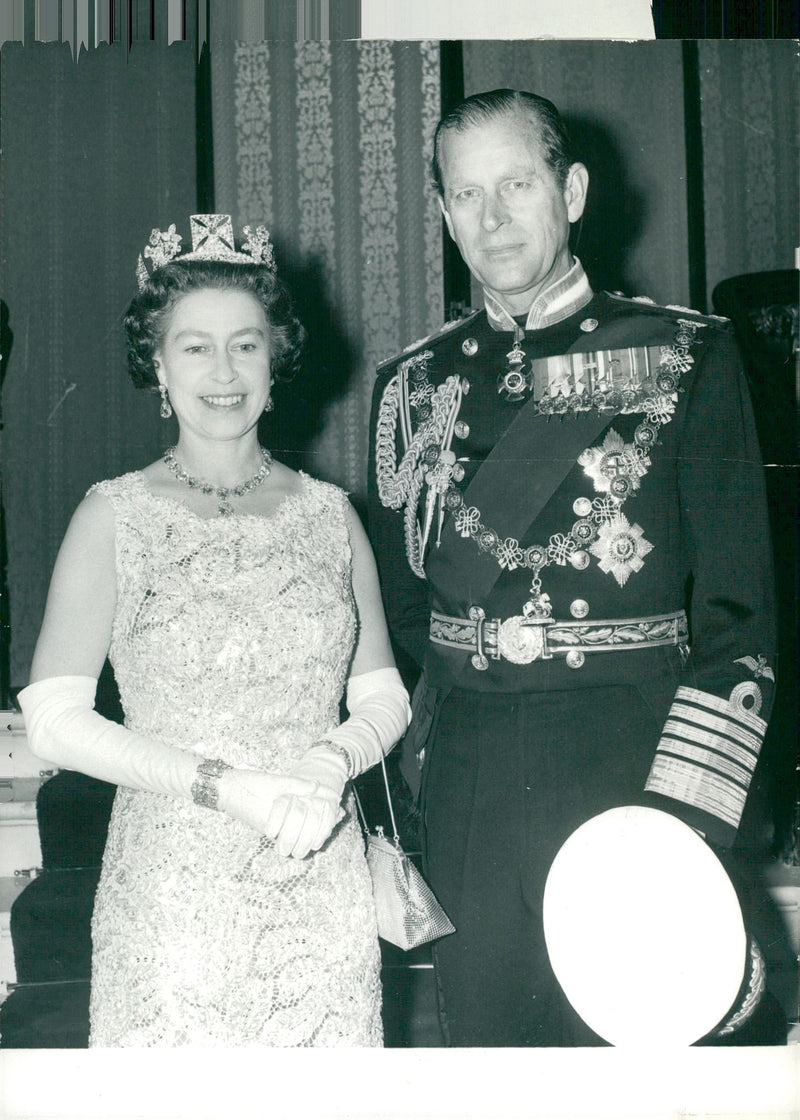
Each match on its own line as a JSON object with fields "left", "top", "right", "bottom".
{"left": 267, "top": 457, "right": 305, "bottom": 494}
{"left": 69, "top": 486, "right": 118, "bottom": 535}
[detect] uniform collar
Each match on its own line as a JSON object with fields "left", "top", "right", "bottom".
{"left": 483, "top": 258, "right": 593, "bottom": 333}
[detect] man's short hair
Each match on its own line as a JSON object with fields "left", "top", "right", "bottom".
{"left": 432, "top": 88, "right": 574, "bottom": 196}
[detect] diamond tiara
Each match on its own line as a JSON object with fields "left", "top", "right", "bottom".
{"left": 135, "top": 214, "right": 275, "bottom": 290}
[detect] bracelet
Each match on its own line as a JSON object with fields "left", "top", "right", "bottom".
{"left": 191, "top": 758, "right": 233, "bottom": 811}
{"left": 316, "top": 740, "right": 355, "bottom": 780}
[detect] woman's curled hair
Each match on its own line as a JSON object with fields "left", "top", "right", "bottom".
{"left": 124, "top": 260, "right": 306, "bottom": 390}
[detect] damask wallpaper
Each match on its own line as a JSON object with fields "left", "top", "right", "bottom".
{"left": 210, "top": 39, "right": 443, "bottom": 501}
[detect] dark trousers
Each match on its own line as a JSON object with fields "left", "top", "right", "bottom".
{"left": 422, "top": 682, "right": 663, "bottom": 1047}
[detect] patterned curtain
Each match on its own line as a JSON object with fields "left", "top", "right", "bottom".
{"left": 1, "top": 40, "right": 198, "bottom": 685}
{"left": 210, "top": 39, "right": 443, "bottom": 501}
{"left": 699, "top": 39, "right": 799, "bottom": 305}
{"left": 463, "top": 40, "right": 690, "bottom": 307}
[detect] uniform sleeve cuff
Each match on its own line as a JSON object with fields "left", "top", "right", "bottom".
{"left": 644, "top": 684, "right": 766, "bottom": 841}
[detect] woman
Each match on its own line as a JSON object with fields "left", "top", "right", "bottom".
{"left": 18, "top": 215, "right": 411, "bottom": 1046}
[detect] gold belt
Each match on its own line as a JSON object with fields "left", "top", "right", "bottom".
{"left": 429, "top": 608, "right": 689, "bottom": 671}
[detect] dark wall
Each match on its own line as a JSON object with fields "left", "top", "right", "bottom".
{"left": 0, "top": 39, "right": 198, "bottom": 686}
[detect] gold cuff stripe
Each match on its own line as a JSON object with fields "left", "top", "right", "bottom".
{"left": 655, "top": 741, "right": 753, "bottom": 790}
{"left": 645, "top": 684, "right": 768, "bottom": 830}
{"left": 662, "top": 715, "right": 761, "bottom": 768}
{"left": 669, "top": 701, "right": 764, "bottom": 751}
{"left": 645, "top": 756, "right": 744, "bottom": 829}
{"left": 673, "top": 685, "right": 767, "bottom": 738}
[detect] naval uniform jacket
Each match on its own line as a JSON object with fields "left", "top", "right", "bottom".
{"left": 367, "top": 285, "right": 776, "bottom": 850}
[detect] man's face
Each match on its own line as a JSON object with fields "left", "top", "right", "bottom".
{"left": 438, "top": 112, "right": 588, "bottom": 315}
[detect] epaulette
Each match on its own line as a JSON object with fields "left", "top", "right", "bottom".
{"left": 606, "top": 291, "right": 731, "bottom": 330}
{"left": 376, "top": 307, "right": 483, "bottom": 374}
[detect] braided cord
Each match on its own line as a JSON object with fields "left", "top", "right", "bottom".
{"left": 375, "top": 363, "right": 462, "bottom": 578}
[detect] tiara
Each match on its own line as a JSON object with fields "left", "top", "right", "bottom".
{"left": 135, "top": 214, "right": 275, "bottom": 290}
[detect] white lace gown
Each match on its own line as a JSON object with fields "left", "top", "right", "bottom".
{"left": 86, "top": 471, "right": 382, "bottom": 1046}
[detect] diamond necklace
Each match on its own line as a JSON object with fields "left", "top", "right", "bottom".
{"left": 163, "top": 446, "right": 273, "bottom": 515}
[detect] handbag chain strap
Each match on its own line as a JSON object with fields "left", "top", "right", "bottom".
{"left": 351, "top": 753, "right": 401, "bottom": 845}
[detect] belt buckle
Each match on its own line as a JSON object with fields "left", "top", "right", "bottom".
{"left": 497, "top": 615, "right": 549, "bottom": 665}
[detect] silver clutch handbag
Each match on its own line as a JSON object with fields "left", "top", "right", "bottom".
{"left": 354, "top": 755, "right": 455, "bottom": 951}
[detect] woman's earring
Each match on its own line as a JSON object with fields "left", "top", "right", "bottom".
{"left": 159, "top": 383, "right": 172, "bottom": 419}
{"left": 264, "top": 394, "right": 274, "bottom": 413}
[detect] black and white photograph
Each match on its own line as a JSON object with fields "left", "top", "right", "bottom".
{"left": 0, "top": 3, "right": 797, "bottom": 1118}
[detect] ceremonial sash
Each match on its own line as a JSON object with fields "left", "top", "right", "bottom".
{"left": 424, "top": 395, "right": 613, "bottom": 612}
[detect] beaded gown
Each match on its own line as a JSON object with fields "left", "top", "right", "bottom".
{"left": 87, "top": 471, "right": 382, "bottom": 1047}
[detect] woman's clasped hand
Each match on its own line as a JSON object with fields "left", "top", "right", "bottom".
{"left": 218, "top": 766, "right": 346, "bottom": 859}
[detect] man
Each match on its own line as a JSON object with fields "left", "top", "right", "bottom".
{"left": 367, "top": 89, "right": 776, "bottom": 1046}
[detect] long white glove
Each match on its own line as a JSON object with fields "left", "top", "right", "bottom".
{"left": 265, "top": 785, "right": 343, "bottom": 860}
{"left": 17, "top": 676, "right": 317, "bottom": 835}
{"left": 18, "top": 675, "right": 201, "bottom": 798}
{"left": 294, "top": 666, "right": 411, "bottom": 792}
{"left": 274, "top": 666, "right": 411, "bottom": 858}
